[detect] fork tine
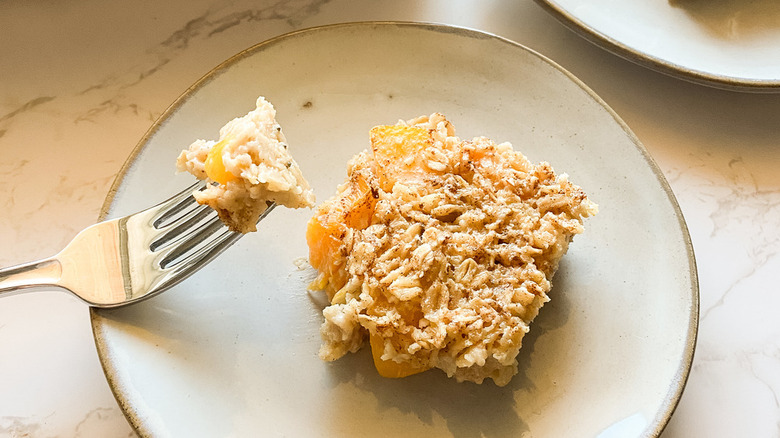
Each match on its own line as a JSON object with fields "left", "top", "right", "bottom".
{"left": 159, "top": 203, "right": 277, "bottom": 271}
{"left": 163, "top": 227, "right": 239, "bottom": 273}
{"left": 150, "top": 226, "right": 243, "bottom": 294}
{"left": 157, "top": 214, "right": 227, "bottom": 269}
{"left": 152, "top": 181, "right": 207, "bottom": 229}
{"left": 149, "top": 203, "right": 217, "bottom": 252}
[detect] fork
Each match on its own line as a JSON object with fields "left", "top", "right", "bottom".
{"left": 0, "top": 182, "right": 275, "bottom": 307}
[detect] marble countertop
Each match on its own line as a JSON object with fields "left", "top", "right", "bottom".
{"left": 2, "top": 1, "right": 779, "bottom": 437}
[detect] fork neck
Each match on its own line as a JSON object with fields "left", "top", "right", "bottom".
{"left": 0, "top": 257, "right": 64, "bottom": 296}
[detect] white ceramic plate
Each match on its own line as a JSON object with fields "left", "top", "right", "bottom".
{"left": 536, "top": 0, "right": 780, "bottom": 92}
{"left": 92, "top": 22, "right": 698, "bottom": 437}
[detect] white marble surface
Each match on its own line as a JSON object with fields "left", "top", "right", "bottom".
{"left": 1, "top": 1, "right": 779, "bottom": 437}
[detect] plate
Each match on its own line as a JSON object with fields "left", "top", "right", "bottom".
{"left": 92, "top": 22, "right": 698, "bottom": 437}
{"left": 536, "top": 0, "right": 780, "bottom": 92}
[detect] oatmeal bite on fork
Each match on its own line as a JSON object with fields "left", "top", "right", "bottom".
{"left": 176, "top": 96, "right": 315, "bottom": 233}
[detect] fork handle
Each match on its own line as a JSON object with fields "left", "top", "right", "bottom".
{"left": 0, "top": 258, "right": 64, "bottom": 296}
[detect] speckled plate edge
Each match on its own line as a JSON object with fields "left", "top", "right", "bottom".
{"left": 534, "top": 0, "right": 780, "bottom": 93}
{"left": 89, "top": 21, "right": 699, "bottom": 437}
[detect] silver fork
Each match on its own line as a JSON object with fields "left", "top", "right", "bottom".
{"left": 0, "top": 182, "right": 275, "bottom": 307}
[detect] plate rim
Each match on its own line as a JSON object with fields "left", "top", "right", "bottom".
{"left": 535, "top": 0, "right": 780, "bottom": 93}
{"left": 90, "top": 20, "right": 700, "bottom": 438}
